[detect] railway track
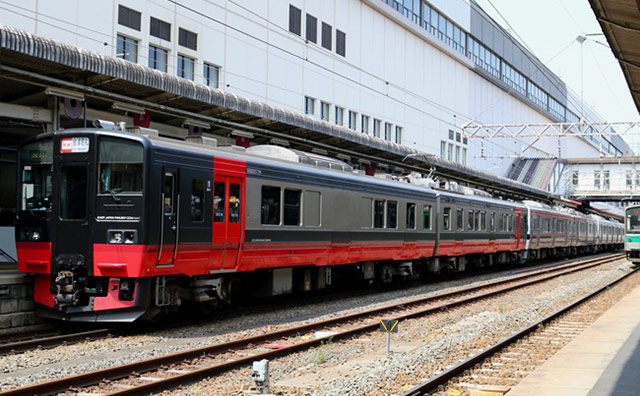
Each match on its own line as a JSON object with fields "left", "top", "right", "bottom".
{"left": 0, "top": 327, "right": 114, "bottom": 355}
{"left": 400, "top": 257, "right": 637, "bottom": 396}
{"left": 0, "top": 252, "right": 623, "bottom": 396}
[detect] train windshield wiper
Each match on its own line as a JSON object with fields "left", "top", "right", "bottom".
{"left": 105, "top": 189, "right": 121, "bottom": 202}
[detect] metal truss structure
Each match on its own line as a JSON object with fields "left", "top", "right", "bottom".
{"left": 462, "top": 121, "right": 640, "bottom": 139}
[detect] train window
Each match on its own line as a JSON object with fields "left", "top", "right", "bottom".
{"left": 214, "top": 182, "right": 225, "bottom": 223}
{"left": 261, "top": 186, "right": 280, "bottom": 225}
{"left": 163, "top": 173, "right": 174, "bottom": 214}
{"left": 406, "top": 203, "right": 416, "bottom": 230}
{"left": 374, "top": 200, "right": 385, "bottom": 228}
{"left": 498, "top": 213, "right": 504, "bottom": 232}
{"left": 60, "top": 166, "right": 87, "bottom": 220}
{"left": 480, "top": 211, "right": 486, "bottom": 231}
{"left": 475, "top": 211, "right": 480, "bottom": 231}
{"left": 229, "top": 183, "right": 240, "bottom": 223}
{"left": 98, "top": 137, "right": 143, "bottom": 195}
{"left": 284, "top": 189, "right": 301, "bottom": 226}
{"left": 19, "top": 138, "right": 53, "bottom": 214}
{"left": 305, "top": 191, "right": 322, "bottom": 227}
{"left": 387, "top": 201, "right": 397, "bottom": 229}
{"left": 423, "top": 205, "right": 432, "bottom": 230}
{"left": 191, "top": 179, "right": 205, "bottom": 222}
{"left": 456, "top": 208, "right": 463, "bottom": 230}
{"left": 508, "top": 215, "right": 513, "bottom": 232}
{"left": 467, "top": 209, "right": 474, "bottom": 230}
{"left": 443, "top": 207, "right": 451, "bottom": 230}
{"left": 490, "top": 212, "right": 496, "bottom": 232}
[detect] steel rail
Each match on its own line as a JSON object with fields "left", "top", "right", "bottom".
{"left": 0, "top": 329, "right": 113, "bottom": 355}
{"left": 0, "top": 253, "right": 623, "bottom": 396}
{"left": 400, "top": 265, "right": 639, "bottom": 396}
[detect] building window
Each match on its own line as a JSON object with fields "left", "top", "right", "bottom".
{"left": 447, "top": 143, "right": 453, "bottom": 161}
{"left": 178, "top": 28, "right": 197, "bottom": 50}
{"left": 384, "top": 122, "right": 391, "bottom": 140}
{"left": 462, "top": 147, "right": 467, "bottom": 165}
{"left": 321, "top": 22, "right": 332, "bottom": 50}
{"left": 204, "top": 63, "right": 219, "bottom": 88}
{"left": 177, "top": 54, "right": 195, "bottom": 80}
{"left": 348, "top": 111, "right": 357, "bottom": 130}
{"left": 456, "top": 132, "right": 461, "bottom": 142}
{"left": 336, "top": 29, "right": 346, "bottom": 57}
{"left": 594, "top": 170, "right": 601, "bottom": 190}
{"left": 334, "top": 106, "right": 344, "bottom": 125}
{"left": 373, "top": 119, "right": 381, "bottom": 137}
{"left": 306, "top": 14, "right": 317, "bottom": 43}
{"left": 572, "top": 171, "right": 579, "bottom": 187}
{"left": 449, "top": 130, "right": 454, "bottom": 140}
{"left": 116, "top": 34, "right": 138, "bottom": 62}
{"left": 118, "top": 5, "right": 141, "bottom": 31}
{"left": 361, "top": 115, "right": 369, "bottom": 134}
{"left": 305, "top": 96, "right": 315, "bottom": 115}
{"left": 395, "top": 126, "right": 402, "bottom": 144}
{"left": 320, "top": 101, "right": 330, "bottom": 121}
{"left": 603, "top": 170, "right": 610, "bottom": 190}
{"left": 440, "top": 141, "right": 446, "bottom": 158}
{"left": 455, "top": 146, "right": 460, "bottom": 163}
{"left": 289, "top": 5, "right": 301, "bottom": 36}
{"left": 148, "top": 45, "right": 167, "bottom": 72}
{"left": 150, "top": 17, "right": 170, "bottom": 41}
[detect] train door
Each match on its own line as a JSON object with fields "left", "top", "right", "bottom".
{"left": 212, "top": 175, "right": 244, "bottom": 270}
{"left": 53, "top": 151, "right": 93, "bottom": 274}
{"left": 157, "top": 168, "right": 178, "bottom": 267}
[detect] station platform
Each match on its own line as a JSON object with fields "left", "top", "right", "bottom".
{"left": 507, "top": 282, "right": 640, "bottom": 396}
{"left": 0, "top": 261, "right": 44, "bottom": 332}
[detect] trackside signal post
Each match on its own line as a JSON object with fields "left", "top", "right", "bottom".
{"left": 380, "top": 319, "right": 399, "bottom": 354}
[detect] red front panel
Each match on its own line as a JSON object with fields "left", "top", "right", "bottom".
{"left": 93, "top": 278, "right": 137, "bottom": 311}
{"left": 17, "top": 242, "right": 51, "bottom": 274}
{"left": 93, "top": 244, "right": 156, "bottom": 277}
{"left": 33, "top": 274, "right": 55, "bottom": 307}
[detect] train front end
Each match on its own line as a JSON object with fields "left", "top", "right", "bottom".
{"left": 625, "top": 206, "right": 640, "bottom": 264}
{"left": 16, "top": 129, "right": 153, "bottom": 321}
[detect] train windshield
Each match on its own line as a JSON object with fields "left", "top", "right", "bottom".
{"left": 98, "top": 137, "right": 143, "bottom": 196}
{"left": 19, "top": 138, "right": 53, "bottom": 216}
{"left": 626, "top": 207, "right": 640, "bottom": 233}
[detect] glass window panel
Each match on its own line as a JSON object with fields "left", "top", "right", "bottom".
{"left": 191, "top": 179, "right": 204, "bottom": 222}
{"left": 214, "top": 182, "right": 225, "bottom": 223}
{"left": 60, "top": 166, "right": 87, "bottom": 220}
{"left": 261, "top": 186, "right": 280, "bottom": 225}
{"left": 284, "top": 189, "right": 301, "bottom": 226}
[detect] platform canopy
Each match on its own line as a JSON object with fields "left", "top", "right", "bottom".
{"left": 590, "top": 0, "right": 640, "bottom": 116}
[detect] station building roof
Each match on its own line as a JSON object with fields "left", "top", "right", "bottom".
{"left": 0, "top": 23, "right": 559, "bottom": 203}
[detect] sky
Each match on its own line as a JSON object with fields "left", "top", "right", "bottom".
{"left": 473, "top": 0, "right": 640, "bottom": 130}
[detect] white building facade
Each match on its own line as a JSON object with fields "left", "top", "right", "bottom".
{"left": 0, "top": 0, "right": 630, "bottom": 176}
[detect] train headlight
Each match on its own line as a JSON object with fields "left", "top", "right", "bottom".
{"left": 629, "top": 237, "right": 632, "bottom": 242}
{"left": 31, "top": 231, "right": 40, "bottom": 241}
{"left": 108, "top": 230, "right": 124, "bottom": 244}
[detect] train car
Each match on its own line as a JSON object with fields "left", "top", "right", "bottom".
{"left": 15, "top": 126, "right": 623, "bottom": 322}
{"left": 625, "top": 205, "right": 640, "bottom": 264}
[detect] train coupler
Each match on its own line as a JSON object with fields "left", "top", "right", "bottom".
{"left": 54, "top": 270, "right": 80, "bottom": 306}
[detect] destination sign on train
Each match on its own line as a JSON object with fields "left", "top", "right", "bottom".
{"left": 60, "top": 137, "right": 89, "bottom": 153}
